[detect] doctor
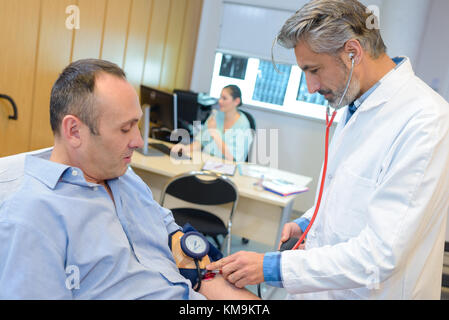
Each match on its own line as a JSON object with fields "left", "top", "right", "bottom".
{"left": 207, "top": 0, "right": 449, "bottom": 299}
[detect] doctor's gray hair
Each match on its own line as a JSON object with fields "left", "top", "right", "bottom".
{"left": 276, "top": 0, "right": 386, "bottom": 58}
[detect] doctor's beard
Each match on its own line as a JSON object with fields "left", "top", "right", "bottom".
{"left": 320, "top": 58, "right": 361, "bottom": 109}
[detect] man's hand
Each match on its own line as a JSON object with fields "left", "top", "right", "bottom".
{"left": 199, "top": 275, "right": 260, "bottom": 300}
{"left": 206, "top": 251, "right": 264, "bottom": 288}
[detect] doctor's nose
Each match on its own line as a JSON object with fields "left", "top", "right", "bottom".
{"left": 306, "top": 76, "right": 320, "bottom": 94}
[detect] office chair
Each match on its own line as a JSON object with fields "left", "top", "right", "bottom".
{"left": 160, "top": 171, "right": 239, "bottom": 256}
{"left": 238, "top": 109, "right": 256, "bottom": 245}
{"left": 239, "top": 109, "right": 256, "bottom": 162}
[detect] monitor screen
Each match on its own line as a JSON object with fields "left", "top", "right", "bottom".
{"left": 140, "top": 85, "right": 177, "bottom": 131}
{"left": 174, "top": 89, "right": 199, "bottom": 136}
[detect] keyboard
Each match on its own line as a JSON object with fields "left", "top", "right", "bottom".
{"left": 149, "top": 143, "right": 191, "bottom": 160}
{"left": 149, "top": 143, "right": 171, "bottom": 155}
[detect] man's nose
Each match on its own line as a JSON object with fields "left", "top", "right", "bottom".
{"left": 131, "top": 127, "right": 144, "bottom": 149}
{"left": 306, "top": 76, "right": 320, "bottom": 94}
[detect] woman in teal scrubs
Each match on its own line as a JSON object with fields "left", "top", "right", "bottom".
{"left": 172, "top": 85, "right": 253, "bottom": 162}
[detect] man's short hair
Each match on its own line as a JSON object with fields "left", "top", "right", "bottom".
{"left": 276, "top": 0, "right": 386, "bottom": 58}
{"left": 50, "top": 59, "right": 126, "bottom": 136}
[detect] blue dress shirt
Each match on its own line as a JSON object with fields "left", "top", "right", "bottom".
{"left": 263, "top": 57, "right": 405, "bottom": 287}
{"left": 0, "top": 153, "right": 205, "bottom": 299}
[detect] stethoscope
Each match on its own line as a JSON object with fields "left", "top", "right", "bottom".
{"left": 287, "top": 52, "right": 356, "bottom": 251}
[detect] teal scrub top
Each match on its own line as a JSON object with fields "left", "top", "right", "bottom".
{"left": 194, "top": 110, "right": 253, "bottom": 162}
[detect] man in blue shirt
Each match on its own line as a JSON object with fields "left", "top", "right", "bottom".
{"left": 0, "top": 59, "right": 257, "bottom": 300}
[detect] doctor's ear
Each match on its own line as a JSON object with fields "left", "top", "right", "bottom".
{"left": 343, "top": 39, "right": 363, "bottom": 64}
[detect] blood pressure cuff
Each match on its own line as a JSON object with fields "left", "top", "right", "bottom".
{"left": 169, "top": 223, "right": 223, "bottom": 288}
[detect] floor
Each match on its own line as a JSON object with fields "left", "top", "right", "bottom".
{"left": 216, "top": 234, "right": 449, "bottom": 300}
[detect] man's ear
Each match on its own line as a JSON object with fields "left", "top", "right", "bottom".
{"left": 60, "top": 115, "right": 83, "bottom": 148}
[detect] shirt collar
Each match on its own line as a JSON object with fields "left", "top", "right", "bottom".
{"left": 352, "top": 56, "right": 406, "bottom": 110}
{"left": 25, "top": 153, "right": 71, "bottom": 189}
{"left": 25, "top": 152, "right": 108, "bottom": 189}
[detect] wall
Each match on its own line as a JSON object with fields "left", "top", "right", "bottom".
{"left": 0, "top": 0, "right": 203, "bottom": 156}
{"left": 191, "top": 0, "right": 436, "bottom": 213}
{"left": 414, "top": 0, "right": 449, "bottom": 102}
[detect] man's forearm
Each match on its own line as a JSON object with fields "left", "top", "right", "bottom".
{"left": 198, "top": 275, "right": 260, "bottom": 300}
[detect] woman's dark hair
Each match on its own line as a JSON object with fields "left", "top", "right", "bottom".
{"left": 223, "top": 84, "right": 243, "bottom": 107}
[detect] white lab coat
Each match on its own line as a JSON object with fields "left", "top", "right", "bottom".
{"left": 282, "top": 57, "right": 449, "bottom": 299}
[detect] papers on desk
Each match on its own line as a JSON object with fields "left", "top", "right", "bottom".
{"left": 202, "top": 160, "right": 236, "bottom": 176}
{"left": 239, "top": 163, "right": 311, "bottom": 197}
{"left": 262, "top": 179, "right": 309, "bottom": 197}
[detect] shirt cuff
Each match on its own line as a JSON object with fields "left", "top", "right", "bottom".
{"left": 263, "top": 252, "right": 284, "bottom": 288}
{"left": 294, "top": 217, "right": 310, "bottom": 233}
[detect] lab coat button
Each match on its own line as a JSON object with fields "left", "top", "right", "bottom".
{"left": 327, "top": 174, "right": 333, "bottom": 180}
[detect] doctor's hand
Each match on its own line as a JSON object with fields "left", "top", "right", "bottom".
{"left": 206, "top": 251, "right": 265, "bottom": 288}
{"left": 279, "top": 222, "right": 305, "bottom": 250}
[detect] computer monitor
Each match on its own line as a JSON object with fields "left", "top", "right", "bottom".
{"left": 174, "top": 89, "right": 199, "bottom": 137}
{"left": 140, "top": 85, "right": 178, "bottom": 132}
{"left": 139, "top": 85, "right": 178, "bottom": 155}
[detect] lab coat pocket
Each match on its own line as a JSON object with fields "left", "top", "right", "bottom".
{"left": 327, "top": 165, "right": 376, "bottom": 241}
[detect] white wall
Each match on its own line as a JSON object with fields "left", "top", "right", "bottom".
{"left": 380, "top": 0, "right": 431, "bottom": 66}
{"left": 414, "top": 0, "right": 449, "bottom": 102}
{"left": 191, "top": 0, "right": 443, "bottom": 214}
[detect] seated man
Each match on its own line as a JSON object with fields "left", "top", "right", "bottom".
{"left": 0, "top": 59, "right": 258, "bottom": 300}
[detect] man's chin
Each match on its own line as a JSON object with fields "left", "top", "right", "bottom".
{"left": 103, "top": 168, "right": 129, "bottom": 180}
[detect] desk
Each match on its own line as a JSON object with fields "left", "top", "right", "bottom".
{"left": 131, "top": 139, "right": 312, "bottom": 249}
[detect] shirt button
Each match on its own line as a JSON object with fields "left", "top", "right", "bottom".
{"left": 93, "top": 186, "right": 98, "bottom": 191}
{"left": 72, "top": 170, "right": 78, "bottom": 176}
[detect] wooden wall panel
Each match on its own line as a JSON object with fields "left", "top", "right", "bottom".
{"left": 71, "top": 0, "right": 107, "bottom": 61}
{"left": 0, "top": 0, "right": 203, "bottom": 156}
{"left": 123, "top": 0, "right": 153, "bottom": 92}
{"left": 101, "top": 0, "right": 132, "bottom": 68}
{"left": 29, "top": 0, "right": 74, "bottom": 150}
{"left": 141, "top": 0, "right": 171, "bottom": 89}
{"left": 0, "top": 0, "right": 41, "bottom": 156}
{"left": 159, "top": 0, "right": 187, "bottom": 91}
{"left": 174, "top": 0, "right": 203, "bottom": 90}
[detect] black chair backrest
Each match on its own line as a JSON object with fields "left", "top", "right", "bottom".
{"left": 239, "top": 109, "right": 256, "bottom": 131}
{"left": 165, "top": 173, "right": 237, "bottom": 205}
{"left": 239, "top": 109, "right": 256, "bottom": 162}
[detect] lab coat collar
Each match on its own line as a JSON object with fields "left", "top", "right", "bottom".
{"left": 357, "top": 56, "right": 414, "bottom": 113}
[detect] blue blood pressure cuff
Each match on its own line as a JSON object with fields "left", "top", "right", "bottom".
{"left": 169, "top": 223, "right": 223, "bottom": 290}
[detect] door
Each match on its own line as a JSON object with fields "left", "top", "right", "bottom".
{"left": 0, "top": 0, "right": 40, "bottom": 156}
